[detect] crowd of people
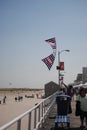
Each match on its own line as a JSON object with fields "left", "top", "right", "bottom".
{"left": 61, "top": 82, "right": 87, "bottom": 129}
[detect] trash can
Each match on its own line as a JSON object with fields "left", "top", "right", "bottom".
{"left": 56, "top": 94, "right": 71, "bottom": 115}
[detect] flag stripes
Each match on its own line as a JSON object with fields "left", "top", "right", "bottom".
{"left": 42, "top": 54, "right": 55, "bottom": 70}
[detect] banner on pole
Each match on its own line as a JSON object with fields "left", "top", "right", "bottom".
{"left": 42, "top": 54, "right": 55, "bottom": 70}
{"left": 60, "top": 62, "right": 64, "bottom": 70}
{"left": 45, "top": 37, "right": 56, "bottom": 49}
{"left": 42, "top": 37, "right": 56, "bottom": 70}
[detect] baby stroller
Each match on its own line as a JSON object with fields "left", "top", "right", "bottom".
{"left": 55, "top": 94, "right": 71, "bottom": 129}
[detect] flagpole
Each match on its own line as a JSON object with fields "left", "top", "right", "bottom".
{"left": 57, "top": 50, "right": 70, "bottom": 87}
{"left": 58, "top": 51, "right": 60, "bottom": 87}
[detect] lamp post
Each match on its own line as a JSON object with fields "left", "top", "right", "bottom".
{"left": 57, "top": 50, "right": 70, "bottom": 87}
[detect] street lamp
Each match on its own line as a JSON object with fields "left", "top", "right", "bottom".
{"left": 57, "top": 50, "right": 70, "bottom": 87}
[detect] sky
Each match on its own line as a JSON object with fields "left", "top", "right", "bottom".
{"left": 0, "top": 0, "right": 87, "bottom": 88}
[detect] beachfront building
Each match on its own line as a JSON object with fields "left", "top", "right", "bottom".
{"left": 44, "top": 81, "right": 59, "bottom": 98}
{"left": 82, "top": 67, "right": 87, "bottom": 83}
{"left": 74, "top": 67, "right": 87, "bottom": 84}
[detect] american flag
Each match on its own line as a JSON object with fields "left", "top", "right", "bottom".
{"left": 45, "top": 37, "right": 56, "bottom": 49}
{"left": 42, "top": 54, "right": 55, "bottom": 70}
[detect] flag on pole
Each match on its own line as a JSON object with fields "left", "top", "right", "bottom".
{"left": 42, "top": 53, "right": 55, "bottom": 70}
{"left": 45, "top": 37, "right": 56, "bottom": 49}
{"left": 42, "top": 37, "right": 56, "bottom": 70}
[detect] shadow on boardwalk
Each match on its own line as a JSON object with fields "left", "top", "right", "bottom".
{"left": 50, "top": 127, "right": 83, "bottom": 130}
{"left": 42, "top": 97, "right": 87, "bottom": 130}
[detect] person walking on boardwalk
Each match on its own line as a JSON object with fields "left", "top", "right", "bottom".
{"left": 76, "top": 87, "right": 87, "bottom": 129}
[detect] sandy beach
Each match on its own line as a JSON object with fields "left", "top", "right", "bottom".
{"left": 0, "top": 89, "right": 44, "bottom": 128}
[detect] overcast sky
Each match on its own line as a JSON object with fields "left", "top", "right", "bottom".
{"left": 0, "top": 0, "right": 87, "bottom": 88}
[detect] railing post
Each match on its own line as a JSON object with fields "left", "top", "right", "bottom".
{"left": 37, "top": 105, "right": 40, "bottom": 129}
{"left": 44, "top": 100, "right": 45, "bottom": 114}
{"left": 41, "top": 101, "right": 45, "bottom": 129}
{"left": 38, "top": 105, "right": 40, "bottom": 122}
{"left": 34, "top": 108, "right": 37, "bottom": 129}
{"left": 17, "top": 119, "right": 21, "bottom": 130}
{"left": 42, "top": 102, "right": 43, "bottom": 118}
{"left": 28, "top": 112, "right": 31, "bottom": 130}
{"left": 43, "top": 100, "right": 46, "bottom": 124}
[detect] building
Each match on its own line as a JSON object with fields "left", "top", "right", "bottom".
{"left": 82, "top": 67, "right": 87, "bottom": 83}
{"left": 76, "top": 73, "right": 82, "bottom": 82}
{"left": 44, "top": 81, "right": 59, "bottom": 98}
{"left": 74, "top": 67, "right": 87, "bottom": 84}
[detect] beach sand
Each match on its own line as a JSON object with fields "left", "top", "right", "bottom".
{"left": 0, "top": 89, "right": 44, "bottom": 128}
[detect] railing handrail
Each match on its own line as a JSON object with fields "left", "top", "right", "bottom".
{"left": 0, "top": 91, "right": 58, "bottom": 130}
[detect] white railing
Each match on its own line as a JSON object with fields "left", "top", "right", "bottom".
{"left": 0, "top": 92, "right": 58, "bottom": 130}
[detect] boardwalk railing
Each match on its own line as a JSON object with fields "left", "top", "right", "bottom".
{"left": 0, "top": 92, "right": 58, "bottom": 130}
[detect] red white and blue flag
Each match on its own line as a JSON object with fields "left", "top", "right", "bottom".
{"left": 42, "top": 54, "right": 55, "bottom": 70}
{"left": 45, "top": 37, "right": 56, "bottom": 49}
{"left": 42, "top": 37, "right": 56, "bottom": 70}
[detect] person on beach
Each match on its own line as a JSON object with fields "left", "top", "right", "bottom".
{"left": 76, "top": 87, "right": 87, "bottom": 129}
{"left": 3, "top": 96, "right": 7, "bottom": 104}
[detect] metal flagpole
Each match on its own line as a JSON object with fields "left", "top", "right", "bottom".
{"left": 57, "top": 50, "right": 70, "bottom": 88}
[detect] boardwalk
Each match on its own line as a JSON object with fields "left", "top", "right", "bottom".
{"left": 42, "top": 97, "right": 85, "bottom": 130}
